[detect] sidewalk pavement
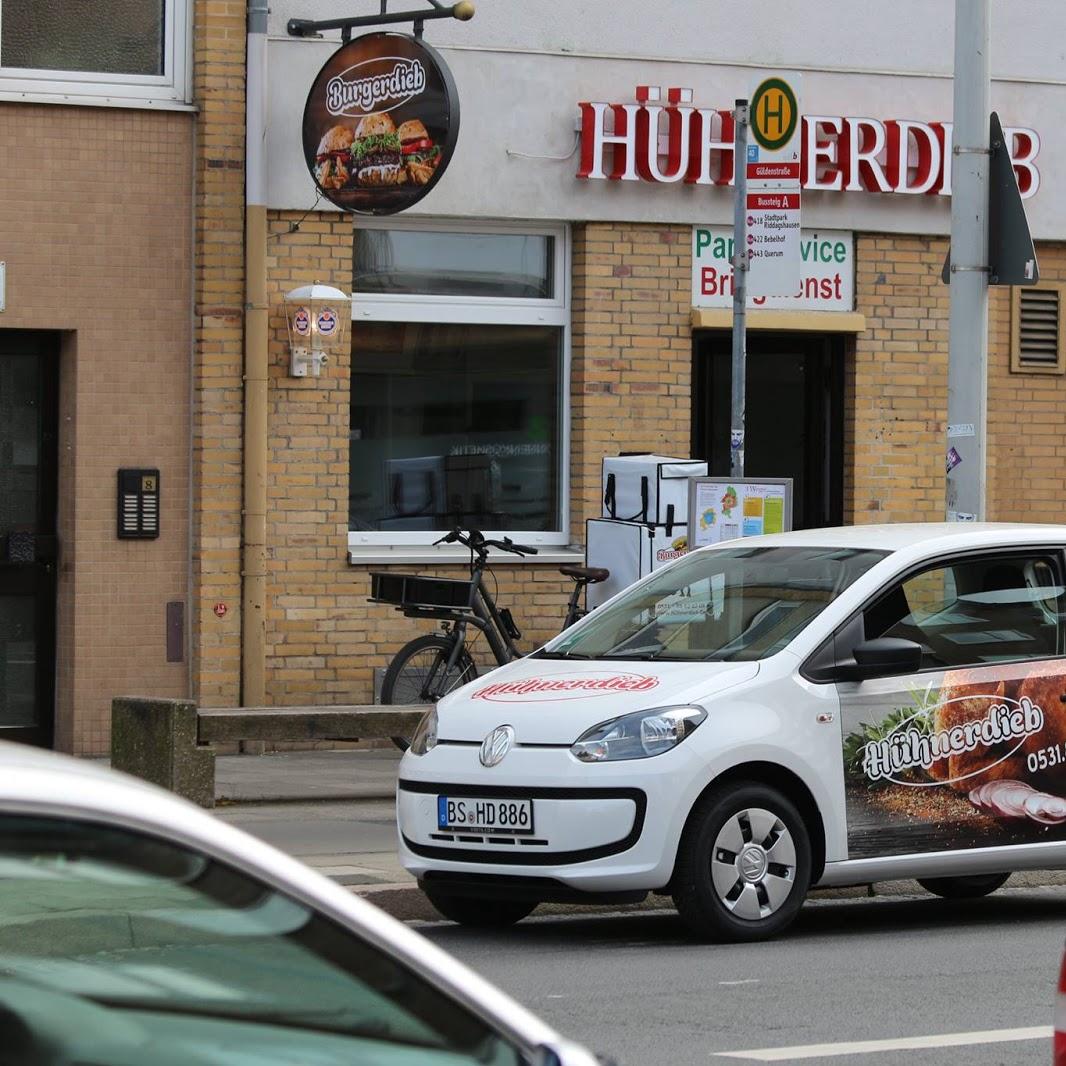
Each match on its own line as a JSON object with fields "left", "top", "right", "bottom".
{"left": 212, "top": 749, "right": 1066, "bottom": 923}
{"left": 213, "top": 748, "right": 436, "bottom": 916}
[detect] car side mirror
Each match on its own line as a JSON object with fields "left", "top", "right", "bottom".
{"left": 830, "top": 637, "right": 923, "bottom": 682}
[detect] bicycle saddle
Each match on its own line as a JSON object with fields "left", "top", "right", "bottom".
{"left": 559, "top": 565, "right": 609, "bottom": 584}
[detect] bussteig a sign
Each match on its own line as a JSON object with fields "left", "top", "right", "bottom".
{"left": 302, "top": 31, "right": 459, "bottom": 215}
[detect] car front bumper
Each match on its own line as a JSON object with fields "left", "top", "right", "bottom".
{"left": 397, "top": 741, "right": 703, "bottom": 894}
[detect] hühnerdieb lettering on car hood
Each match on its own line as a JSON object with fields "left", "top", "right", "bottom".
{"left": 436, "top": 658, "right": 760, "bottom": 743}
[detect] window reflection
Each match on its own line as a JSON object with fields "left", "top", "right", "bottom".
{"left": 350, "top": 323, "right": 561, "bottom": 532}
{"left": 354, "top": 230, "right": 554, "bottom": 299}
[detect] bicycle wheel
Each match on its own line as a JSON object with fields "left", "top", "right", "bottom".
{"left": 381, "top": 634, "right": 478, "bottom": 752}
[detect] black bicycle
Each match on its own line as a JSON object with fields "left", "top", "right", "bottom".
{"left": 369, "top": 528, "right": 608, "bottom": 749}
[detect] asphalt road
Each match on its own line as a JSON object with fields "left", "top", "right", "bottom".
{"left": 419, "top": 886, "right": 1065, "bottom": 1066}
{"left": 214, "top": 798, "right": 408, "bottom": 886}
{"left": 219, "top": 799, "right": 1066, "bottom": 1063}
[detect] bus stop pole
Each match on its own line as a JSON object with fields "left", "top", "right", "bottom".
{"left": 731, "top": 99, "right": 749, "bottom": 480}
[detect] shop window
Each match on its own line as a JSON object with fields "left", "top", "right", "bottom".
{"left": 1011, "top": 284, "right": 1066, "bottom": 374}
{"left": 0, "top": 0, "right": 189, "bottom": 107}
{"left": 355, "top": 230, "right": 554, "bottom": 299}
{"left": 349, "top": 222, "right": 569, "bottom": 554}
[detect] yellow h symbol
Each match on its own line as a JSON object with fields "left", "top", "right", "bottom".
{"left": 761, "top": 90, "right": 785, "bottom": 136}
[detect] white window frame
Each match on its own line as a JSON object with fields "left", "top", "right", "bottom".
{"left": 0, "top": 0, "right": 192, "bottom": 110}
{"left": 348, "top": 217, "right": 572, "bottom": 559}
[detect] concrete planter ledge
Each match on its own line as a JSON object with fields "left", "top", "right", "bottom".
{"left": 111, "top": 696, "right": 424, "bottom": 807}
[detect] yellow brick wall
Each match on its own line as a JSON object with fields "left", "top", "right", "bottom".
{"left": 266, "top": 210, "right": 360, "bottom": 703}
{"left": 850, "top": 234, "right": 1066, "bottom": 525}
{"left": 571, "top": 223, "right": 693, "bottom": 541}
{"left": 851, "top": 234, "right": 950, "bottom": 523}
{"left": 192, "top": 0, "right": 247, "bottom": 707}
{"left": 204, "top": 190, "right": 1066, "bottom": 712}
{"left": 988, "top": 245, "right": 1066, "bottom": 523}
{"left": 259, "top": 211, "right": 591, "bottom": 705}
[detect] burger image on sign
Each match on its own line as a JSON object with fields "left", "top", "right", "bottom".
{"left": 302, "top": 32, "right": 459, "bottom": 215}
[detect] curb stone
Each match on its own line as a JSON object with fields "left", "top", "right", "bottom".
{"left": 354, "top": 873, "right": 1066, "bottom": 923}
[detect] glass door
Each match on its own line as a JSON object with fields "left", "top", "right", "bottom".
{"left": 0, "top": 332, "right": 58, "bottom": 748}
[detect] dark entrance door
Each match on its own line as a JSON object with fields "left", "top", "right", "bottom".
{"left": 0, "top": 332, "right": 58, "bottom": 748}
{"left": 692, "top": 330, "right": 844, "bottom": 530}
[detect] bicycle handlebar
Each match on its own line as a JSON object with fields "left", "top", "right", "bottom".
{"left": 433, "top": 527, "right": 539, "bottom": 557}
{"left": 493, "top": 536, "right": 539, "bottom": 556}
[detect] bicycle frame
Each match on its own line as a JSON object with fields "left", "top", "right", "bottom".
{"left": 432, "top": 552, "right": 512, "bottom": 653}
{"left": 462, "top": 568, "right": 522, "bottom": 665}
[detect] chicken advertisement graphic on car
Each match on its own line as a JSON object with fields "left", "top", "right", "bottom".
{"left": 842, "top": 659, "right": 1066, "bottom": 857}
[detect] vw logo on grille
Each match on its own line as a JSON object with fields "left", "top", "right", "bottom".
{"left": 480, "top": 724, "right": 515, "bottom": 767}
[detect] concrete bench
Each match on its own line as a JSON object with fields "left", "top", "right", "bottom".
{"left": 111, "top": 696, "right": 425, "bottom": 808}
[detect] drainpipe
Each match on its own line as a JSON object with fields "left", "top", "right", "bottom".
{"left": 242, "top": 0, "right": 269, "bottom": 707}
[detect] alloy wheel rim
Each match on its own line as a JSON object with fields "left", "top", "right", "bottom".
{"left": 710, "top": 806, "right": 797, "bottom": 921}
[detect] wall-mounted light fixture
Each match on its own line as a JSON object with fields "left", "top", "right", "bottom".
{"left": 283, "top": 283, "right": 351, "bottom": 377}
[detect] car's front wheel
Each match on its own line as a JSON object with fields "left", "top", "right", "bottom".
{"left": 422, "top": 888, "right": 538, "bottom": 928}
{"left": 672, "top": 782, "right": 811, "bottom": 942}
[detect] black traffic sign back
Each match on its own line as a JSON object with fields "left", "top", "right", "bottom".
{"left": 942, "top": 111, "right": 1039, "bottom": 286}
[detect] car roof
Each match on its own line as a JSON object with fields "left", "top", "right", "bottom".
{"left": 701, "top": 522, "right": 1066, "bottom": 555}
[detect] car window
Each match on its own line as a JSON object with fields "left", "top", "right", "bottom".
{"left": 546, "top": 545, "right": 888, "bottom": 662}
{"left": 863, "top": 553, "right": 1066, "bottom": 668}
{"left": 0, "top": 815, "right": 524, "bottom": 1066}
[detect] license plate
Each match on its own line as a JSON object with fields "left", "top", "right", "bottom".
{"left": 437, "top": 796, "right": 535, "bottom": 835}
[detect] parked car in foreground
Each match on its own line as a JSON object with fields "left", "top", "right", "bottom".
{"left": 399, "top": 523, "right": 1066, "bottom": 941}
{"left": 0, "top": 742, "right": 599, "bottom": 1066}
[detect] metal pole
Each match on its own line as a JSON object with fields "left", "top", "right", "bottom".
{"left": 730, "top": 99, "right": 749, "bottom": 479}
{"left": 946, "top": 0, "right": 990, "bottom": 521}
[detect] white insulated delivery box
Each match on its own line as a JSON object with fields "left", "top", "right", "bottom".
{"left": 585, "top": 518, "right": 691, "bottom": 610}
{"left": 602, "top": 454, "right": 707, "bottom": 525}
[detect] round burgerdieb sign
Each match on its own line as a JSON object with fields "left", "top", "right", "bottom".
{"left": 302, "top": 31, "right": 459, "bottom": 215}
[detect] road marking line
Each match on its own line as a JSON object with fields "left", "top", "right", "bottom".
{"left": 714, "top": 1026, "right": 1053, "bottom": 1060}
{"left": 718, "top": 979, "right": 760, "bottom": 986}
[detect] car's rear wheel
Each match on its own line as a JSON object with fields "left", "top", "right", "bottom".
{"left": 422, "top": 888, "right": 538, "bottom": 928}
{"left": 672, "top": 782, "right": 811, "bottom": 942}
{"left": 917, "top": 872, "right": 1010, "bottom": 898}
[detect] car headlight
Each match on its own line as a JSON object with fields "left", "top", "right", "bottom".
{"left": 570, "top": 706, "right": 707, "bottom": 762}
{"left": 408, "top": 707, "right": 438, "bottom": 756}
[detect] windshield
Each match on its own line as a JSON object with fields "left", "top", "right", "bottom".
{"left": 544, "top": 545, "right": 888, "bottom": 662}
{"left": 0, "top": 815, "right": 522, "bottom": 1066}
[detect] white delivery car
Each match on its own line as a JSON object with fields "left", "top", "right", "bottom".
{"left": 398, "top": 523, "right": 1066, "bottom": 941}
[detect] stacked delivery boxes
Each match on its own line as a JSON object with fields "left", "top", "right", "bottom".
{"left": 586, "top": 454, "right": 707, "bottom": 609}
